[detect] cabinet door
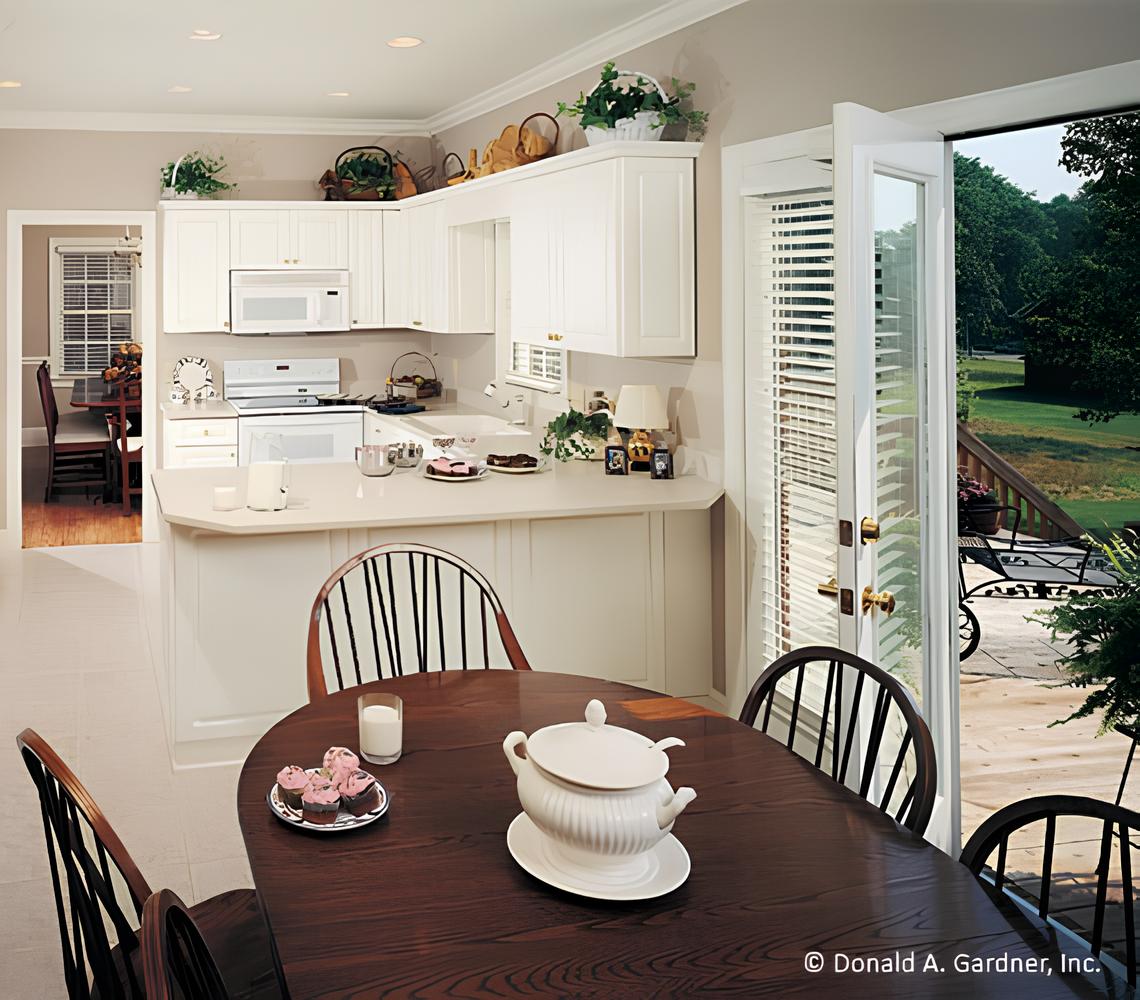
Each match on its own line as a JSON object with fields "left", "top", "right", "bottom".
{"left": 618, "top": 158, "right": 695, "bottom": 357}
{"left": 427, "top": 202, "right": 450, "bottom": 332}
{"left": 162, "top": 210, "right": 230, "bottom": 332}
{"left": 405, "top": 203, "right": 442, "bottom": 332}
{"left": 554, "top": 160, "right": 619, "bottom": 355}
{"left": 230, "top": 210, "right": 290, "bottom": 267}
{"left": 348, "top": 210, "right": 386, "bottom": 328}
{"left": 446, "top": 220, "right": 494, "bottom": 334}
{"left": 382, "top": 209, "right": 409, "bottom": 327}
{"left": 509, "top": 179, "right": 555, "bottom": 348}
{"left": 291, "top": 210, "right": 348, "bottom": 268}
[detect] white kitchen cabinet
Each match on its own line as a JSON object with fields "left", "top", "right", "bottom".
{"left": 509, "top": 153, "right": 694, "bottom": 358}
{"left": 162, "top": 416, "right": 238, "bottom": 469}
{"left": 382, "top": 209, "right": 409, "bottom": 327}
{"left": 404, "top": 200, "right": 446, "bottom": 332}
{"left": 229, "top": 210, "right": 290, "bottom": 268}
{"left": 229, "top": 209, "right": 348, "bottom": 268}
{"left": 162, "top": 210, "right": 230, "bottom": 333}
{"left": 348, "top": 210, "right": 386, "bottom": 328}
{"left": 448, "top": 221, "right": 495, "bottom": 334}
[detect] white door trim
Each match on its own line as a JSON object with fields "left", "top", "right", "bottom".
{"left": 5, "top": 209, "right": 158, "bottom": 549}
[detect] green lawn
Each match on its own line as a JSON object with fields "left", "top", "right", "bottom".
{"left": 962, "top": 357, "right": 1140, "bottom": 535}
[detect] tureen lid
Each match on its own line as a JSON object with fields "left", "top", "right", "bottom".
{"left": 525, "top": 700, "right": 684, "bottom": 790}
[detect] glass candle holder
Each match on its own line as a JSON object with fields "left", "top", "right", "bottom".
{"left": 358, "top": 693, "right": 403, "bottom": 765}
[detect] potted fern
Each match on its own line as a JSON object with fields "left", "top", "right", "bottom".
{"left": 540, "top": 408, "right": 612, "bottom": 462}
{"left": 1034, "top": 535, "right": 1139, "bottom": 735}
{"left": 160, "top": 152, "right": 234, "bottom": 200}
{"left": 556, "top": 62, "right": 708, "bottom": 145}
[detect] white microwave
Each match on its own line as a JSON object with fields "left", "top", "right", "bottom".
{"left": 230, "top": 269, "right": 350, "bottom": 335}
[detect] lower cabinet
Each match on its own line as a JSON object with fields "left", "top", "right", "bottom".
{"left": 161, "top": 509, "right": 712, "bottom": 764}
{"left": 162, "top": 417, "right": 238, "bottom": 469}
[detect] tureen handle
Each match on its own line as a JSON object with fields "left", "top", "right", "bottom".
{"left": 584, "top": 699, "right": 607, "bottom": 730}
{"left": 650, "top": 737, "right": 686, "bottom": 752}
{"left": 503, "top": 731, "right": 528, "bottom": 776}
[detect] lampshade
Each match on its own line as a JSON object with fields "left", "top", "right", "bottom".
{"left": 614, "top": 385, "right": 668, "bottom": 430}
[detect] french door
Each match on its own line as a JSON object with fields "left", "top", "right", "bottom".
{"left": 737, "top": 104, "right": 958, "bottom": 851}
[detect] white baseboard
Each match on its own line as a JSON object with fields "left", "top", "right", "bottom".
{"left": 22, "top": 427, "right": 47, "bottom": 448}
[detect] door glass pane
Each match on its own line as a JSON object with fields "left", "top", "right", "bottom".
{"left": 873, "top": 173, "right": 926, "bottom": 705}
{"left": 745, "top": 189, "right": 839, "bottom": 696}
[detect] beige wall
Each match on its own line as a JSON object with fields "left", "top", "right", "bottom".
{"left": 22, "top": 225, "right": 141, "bottom": 431}
{"left": 433, "top": 0, "right": 1140, "bottom": 471}
{"left": 3, "top": 131, "right": 435, "bottom": 526}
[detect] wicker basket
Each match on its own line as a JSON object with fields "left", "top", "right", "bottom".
{"left": 330, "top": 146, "right": 396, "bottom": 200}
{"left": 582, "top": 69, "right": 668, "bottom": 146}
{"left": 387, "top": 352, "right": 442, "bottom": 399}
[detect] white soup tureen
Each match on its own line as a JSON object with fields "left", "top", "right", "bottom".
{"left": 503, "top": 700, "right": 696, "bottom": 878}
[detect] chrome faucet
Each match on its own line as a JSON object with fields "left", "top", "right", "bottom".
{"left": 483, "top": 382, "right": 529, "bottom": 425}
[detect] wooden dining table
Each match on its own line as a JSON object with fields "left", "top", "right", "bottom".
{"left": 70, "top": 376, "right": 140, "bottom": 514}
{"left": 236, "top": 671, "right": 1107, "bottom": 998}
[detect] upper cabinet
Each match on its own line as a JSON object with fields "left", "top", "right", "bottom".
{"left": 510, "top": 151, "right": 695, "bottom": 358}
{"left": 162, "top": 210, "right": 230, "bottom": 333}
{"left": 230, "top": 209, "right": 347, "bottom": 268}
{"left": 348, "top": 210, "right": 386, "bottom": 329}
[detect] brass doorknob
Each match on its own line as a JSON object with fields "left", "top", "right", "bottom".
{"left": 860, "top": 516, "right": 880, "bottom": 544}
{"left": 861, "top": 586, "right": 895, "bottom": 616}
{"left": 816, "top": 576, "right": 839, "bottom": 598}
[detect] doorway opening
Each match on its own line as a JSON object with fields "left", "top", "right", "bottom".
{"left": 6, "top": 211, "right": 157, "bottom": 550}
{"left": 952, "top": 109, "right": 1140, "bottom": 877}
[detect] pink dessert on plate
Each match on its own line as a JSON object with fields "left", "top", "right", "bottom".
{"left": 276, "top": 765, "right": 310, "bottom": 811}
{"left": 322, "top": 746, "right": 359, "bottom": 778}
{"left": 337, "top": 768, "right": 381, "bottom": 817}
{"left": 301, "top": 775, "right": 341, "bottom": 825}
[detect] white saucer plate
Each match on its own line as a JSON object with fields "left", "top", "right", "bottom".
{"left": 267, "top": 768, "right": 389, "bottom": 833}
{"left": 486, "top": 458, "right": 547, "bottom": 475}
{"left": 422, "top": 465, "right": 490, "bottom": 483}
{"left": 506, "top": 813, "right": 690, "bottom": 901}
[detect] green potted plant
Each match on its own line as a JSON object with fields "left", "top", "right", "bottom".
{"left": 160, "top": 152, "right": 234, "bottom": 199}
{"left": 556, "top": 62, "right": 708, "bottom": 145}
{"left": 957, "top": 471, "right": 1001, "bottom": 534}
{"left": 334, "top": 148, "right": 397, "bottom": 200}
{"left": 1034, "top": 535, "right": 1140, "bottom": 735}
{"left": 540, "top": 408, "right": 612, "bottom": 462}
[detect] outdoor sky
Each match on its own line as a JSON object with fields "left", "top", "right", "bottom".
{"left": 955, "top": 123, "right": 1084, "bottom": 202}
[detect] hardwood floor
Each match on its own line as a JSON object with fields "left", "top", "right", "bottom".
{"left": 21, "top": 446, "right": 140, "bottom": 548}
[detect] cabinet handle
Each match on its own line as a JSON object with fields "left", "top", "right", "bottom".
{"left": 223, "top": 321, "right": 230, "bottom": 329}
{"left": 412, "top": 320, "right": 423, "bottom": 326}
{"left": 547, "top": 333, "right": 563, "bottom": 342}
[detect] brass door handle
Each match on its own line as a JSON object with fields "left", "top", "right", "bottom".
{"left": 860, "top": 516, "right": 880, "bottom": 544}
{"left": 817, "top": 576, "right": 839, "bottom": 598}
{"left": 861, "top": 586, "right": 895, "bottom": 616}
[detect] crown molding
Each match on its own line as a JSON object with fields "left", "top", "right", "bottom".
{"left": 0, "top": 109, "right": 432, "bottom": 136}
{"left": 423, "top": 0, "right": 749, "bottom": 134}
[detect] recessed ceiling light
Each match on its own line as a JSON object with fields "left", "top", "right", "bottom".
{"left": 0, "top": 80, "right": 22, "bottom": 88}
{"left": 327, "top": 91, "right": 350, "bottom": 98}
{"left": 386, "top": 36, "right": 423, "bottom": 48}
{"left": 190, "top": 29, "right": 222, "bottom": 41}
{"left": 168, "top": 85, "right": 192, "bottom": 93}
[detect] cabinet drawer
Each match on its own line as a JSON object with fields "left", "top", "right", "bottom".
{"left": 166, "top": 419, "right": 237, "bottom": 446}
{"left": 166, "top": 444, "right": 238, "bottom": 469}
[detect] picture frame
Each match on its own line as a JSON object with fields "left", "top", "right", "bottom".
{"left": 604, "top": 445, "right": 628, "bottom": 475}
{"left": 650, "top": 448, "right": 673, "bottom": 480}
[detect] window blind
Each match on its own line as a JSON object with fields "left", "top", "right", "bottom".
{"left": 54, "top": 250, "right": 135, "bottom": 377}
{"left": 745, "top": 191, "right": 839, "bottom": 668}
{"left": 507, "top": 343, "right": 563, "bottom": 391}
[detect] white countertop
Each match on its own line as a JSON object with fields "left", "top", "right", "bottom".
{"left": 160, "top": 398, "right": 237, "bottom": 419}
{"left": 152, "top": 460, "right": 722, "bottom": 535}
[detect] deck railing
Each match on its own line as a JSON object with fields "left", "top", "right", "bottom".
{"left": 957, "top": 421, "right": 1084, "bottom": 541}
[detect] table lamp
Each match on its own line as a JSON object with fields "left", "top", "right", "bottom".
{"left": 614, "top": 385, "right": 668, "bottom": 472}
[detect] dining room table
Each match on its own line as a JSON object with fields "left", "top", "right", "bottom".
{"left": 236, "top": 670, "right": 1113, "bottom": 998}
{"left": 70, "top": 376, "right": 140, "bottom": 514}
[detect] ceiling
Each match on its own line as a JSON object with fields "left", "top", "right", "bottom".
{"left": 0, "top": 0, "right": 725, "bottom": 131}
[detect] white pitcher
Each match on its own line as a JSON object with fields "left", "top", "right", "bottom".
{"left": 246, "top": 460, "right": 289, "bottom": 512}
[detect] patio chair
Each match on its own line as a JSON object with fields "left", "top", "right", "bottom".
{"left": 961, "top": 795, "right": 1140, "bottom": 989}
{"left": 958, "top": 504, "right": 1118, "bottom": 660}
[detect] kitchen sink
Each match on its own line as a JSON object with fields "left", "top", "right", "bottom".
{"left": 404, "top": 414, "right": 531, "bottom": 438}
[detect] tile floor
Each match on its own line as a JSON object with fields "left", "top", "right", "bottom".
{"left": 0, "top": 543, "right": 251, "bottom": 1000}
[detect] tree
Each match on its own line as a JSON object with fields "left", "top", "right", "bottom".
{"left": 1027, "top": 112, "right": 1140, "bottom": 421}
{"left": 953, "top": 154, "right": 1054, "bottom": 349}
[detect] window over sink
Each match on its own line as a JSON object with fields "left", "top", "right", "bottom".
{"left": 507, "top": 342, "right": 564, "bottom": 393}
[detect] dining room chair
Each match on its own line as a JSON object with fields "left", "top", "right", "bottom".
{"left": 36, "top": 360, "right": 110, "bottom": 502}
{"left": 105, "top": 387, "right": 142, "bottom": 516}
{"left": 738, "top": 645, "right": 937, "bottom": 836}
{"left": 306, "top": 542, "right": 532, "bottom": 700}
{"left": 141, "top": 889, "right": 233, "bottom": 1000}
{"left": 961, "top": 795, "right": 1140, "bottom": 988}
{"left": 16, "top": 728, "right": 281, "bottom": 1000}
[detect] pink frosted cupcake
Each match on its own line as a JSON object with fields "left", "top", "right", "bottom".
{"left": 322, "top": 747, "right": 359, "bottom": 778}
{"left": 337, "top": 769, "right": 380, "bottom": 817}
{"left": 301, "top": 775, "right": 340, "bottom": 825}
{"left": 276, "top": 765, "right": 310, "bottom": 811}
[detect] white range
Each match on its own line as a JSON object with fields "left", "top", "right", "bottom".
{"left": 224, "top": 358, "right": 363, "bottom": 465}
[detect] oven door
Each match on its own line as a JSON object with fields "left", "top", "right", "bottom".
{"left": 237, "top": 413, "right": 363, "bottom": 465}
